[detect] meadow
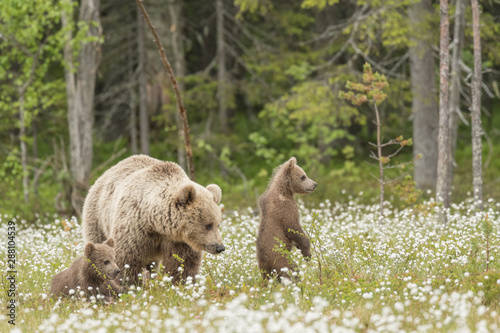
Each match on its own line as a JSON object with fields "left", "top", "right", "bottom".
{"left": 1, "top": 196, "right": 500, "bottom": 332}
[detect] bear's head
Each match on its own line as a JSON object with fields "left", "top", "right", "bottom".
{"left": 282, "top": 157, "right": 317, "bottom": 194}
{"left": 174, "top": 183, "right": 225, "bottom": 255}
{"left": 84, "top": 237, "right": 121, "bottom": 280}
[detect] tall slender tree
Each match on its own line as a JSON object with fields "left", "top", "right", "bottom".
{"left": 409, "top": 0, "right": 439, "bottom": 191}
{"left": 62, "top": 0, "right": 102, "bottom": 214}
{"left": 436, "top": 0, "right": 451, "bottom": 212}
{"left": 470, "top": 0, "right": 483, "bottom": 209}
{"left": 137, "top": 5, "right": 149, "bottom": 155}
{"left": 217, "top": 0, "right": 229, "bottom": 133}
{"left": 127, "top": 4, "right": 138, "bottom": 155}
{"left": 168, "top": 0, "right": 187, "bottom": 170}
{"left": 449, "top": 0, "right": 466, "bottom": 177}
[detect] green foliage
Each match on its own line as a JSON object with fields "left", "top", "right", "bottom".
{"left": 339, "top": 63, "right": 388, "bottom": 105}
{"left": 249, "top": 70, "right": 366, "bottom": 170}
{"left": 234, "top": 0, "right": 273, "bottom": 17}
{"left": 301, "top": 0, "right": 340, "bottom": 10}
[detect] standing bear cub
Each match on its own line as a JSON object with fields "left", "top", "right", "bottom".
{"left": 82, "top": 155, "right": 224, "bottom": 285}
{"left": 50, "top": 238, "right": 122, "bottom": 301}
{"left": 257, "top": 157, "right": 317, "bottom": 281}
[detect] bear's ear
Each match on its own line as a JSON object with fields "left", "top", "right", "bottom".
{"left": 104, "top": 238, "right": 115, "bottom": 248}
{"left": 176, "top": 184, "right": 197, "bottom": 207}
{"left": 285, "top": 157, "right": 297, "bottom": 173}
{"left": 206, "top": 184, "right": 222, "bottom": 204}
{"left": 84, "top": 242, "right": 96, "bottom": 258}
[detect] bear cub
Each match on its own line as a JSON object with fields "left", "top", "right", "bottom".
{"left": 257, "top": 157, "right": 317, "bottom": 282}
{"left": 50, "top": 237, "right": 123, "bottom": 302}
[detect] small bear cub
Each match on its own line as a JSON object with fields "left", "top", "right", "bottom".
{"left": 257, "top": 157, "right": 317, "bottom": 282}
{"left": 50, "top": 237, "right": 122, "bottom": 302}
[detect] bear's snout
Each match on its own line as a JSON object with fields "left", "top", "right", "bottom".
{"left": 108, "top": 268, "right": 120, "bottom": 279}
{"left": 215, "top": 244, "right": 225, "bottom": 254}
{"left": 205, "top": 243, "right": 226, "bottom": 254}
{"left": 306, "top": 181, "right": 317, "bottom": 192}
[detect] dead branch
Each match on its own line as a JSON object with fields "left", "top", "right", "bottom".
{"left": 134, "top": 0, "right": 196, "bottom": 181}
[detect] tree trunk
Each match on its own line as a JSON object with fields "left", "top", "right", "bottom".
{"left": 471, "top": 0, "right": 483, "bottom": 209}
{"left": 32, "top": 119, "right": 39, "bottom": 196}
{"left": 128, "top": 7, "right": 138, "bottom": 155}
{"left": 137, "top": 6, "right": 150, "bottom": 155}
{"left": 216, "top": 0, "right": 228, "bottom": 133}
{"left": 19, "top": 88, "right": 29, "bottom": 204}
{"left": 62, "top": 0, "right": 102, "bottom": 215}
{"left": 409, "top": 0, "right": 438, "bottom": 191}
{"left": 168, "top": 0, "right": 187, "bottom": 170}
{"left": 374, "top": 103, "right": 384, "bottom": 218}
{"left": 449, "top": 0, "right": 465, "bottom": 183}
{"left": 436, "top": 0, "right": 451, "bottom": 210}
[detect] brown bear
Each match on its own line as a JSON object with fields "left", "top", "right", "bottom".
{"left": 81, "top": 155, "right": 224, "bottom": 285}
{"left": 50, "top": 238, "right": 122, "bottom": 301}
{"left": 256, "top": 157, "right": 317, "bottom": 281}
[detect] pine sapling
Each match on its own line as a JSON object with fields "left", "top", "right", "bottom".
{"left": 339, "top": 63, "right": 412, "bottom": 218}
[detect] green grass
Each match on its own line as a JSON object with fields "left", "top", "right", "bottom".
{"left": 1, "top": 198, "right": 500, "bottom": 331}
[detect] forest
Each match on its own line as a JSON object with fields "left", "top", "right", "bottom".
{"left": 1, "top": 0, "right": 499, "bottom": 217}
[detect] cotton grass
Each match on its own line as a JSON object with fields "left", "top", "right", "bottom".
{"left": 0, "top": 197, "right": 499, "bottom": 332}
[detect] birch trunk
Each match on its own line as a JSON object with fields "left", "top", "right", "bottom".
{"left": 470, "top": 0, "right": 483, "bottom": 209}
{"left": 449, "top": 0, "right": 465, "bottom": 183}
{"left": 436, "top": 0, "right": 451, "bottom": 212}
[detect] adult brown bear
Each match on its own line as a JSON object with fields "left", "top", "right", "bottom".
{"left": 82, "top": 155, "right": 224, "bottom": 284}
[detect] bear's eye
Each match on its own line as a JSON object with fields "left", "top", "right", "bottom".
{"left": 301, "top": 175, "right": 306, "bottom": 181}
{"left": 205, "top": 224, "right": 213, "bottom": 231}
{"left": 103, "top": 260, "right": 110, "bottom": 265}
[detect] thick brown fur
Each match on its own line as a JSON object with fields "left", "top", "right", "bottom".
{"left": 82, "top": 155, "right": 224, "bottom": 285}
{"left": 50, "top": 238, "right": 122, "bottom": 301}
{"left": 257, "top": 157, "right": 317, "bottom": 281}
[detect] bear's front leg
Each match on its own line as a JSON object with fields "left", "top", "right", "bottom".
{"left": 285, "top": 227, "right": 311, "bottom": 260}
{"left": 160, "top": 241, "right": 202, "bottom": 284}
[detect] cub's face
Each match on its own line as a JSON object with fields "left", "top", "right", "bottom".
{"left": 175, "top": 183, "right": 225, "bottom": 255}
{"left": 285, "top": 157, "right": 318, "bottom": 195}
{"left": 85, "top": 238, "right": 121, "bottom": 280}
{"left": 291, "top": 164, "right": 317, "bottom": 194}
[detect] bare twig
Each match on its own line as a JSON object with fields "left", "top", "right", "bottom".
{"left": 134, "top": 0, "right": 195, "bottom": 181}
{"left": 386, "top": 145, "right": 405, "bottom": 159}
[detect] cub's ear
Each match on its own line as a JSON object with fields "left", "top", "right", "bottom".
{"left": 104, "top": 238, "right": 115, "bottom": 248}
{"left": 84, "top": 242, "right": 96, "bottom": 258}
{"left": 176, "top": 184, "right": 196, "bottom": 207}
{"left": 285, "top": 157, "right": 297, "bottom": 172}
{"left": 206, "top": 184, "right": 222, "bottom": 204}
